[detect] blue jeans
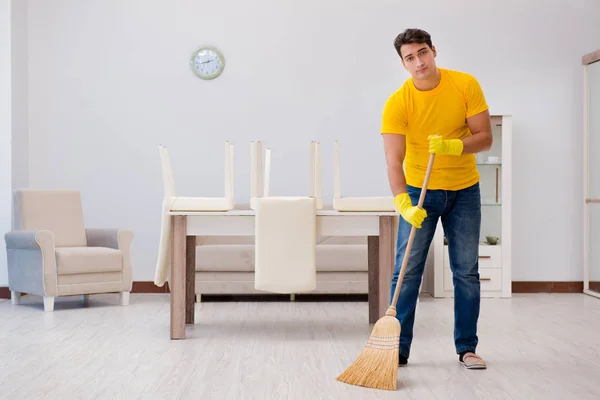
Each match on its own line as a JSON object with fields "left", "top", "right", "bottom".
{"left": 389, "top": 182, "right": 481, "bottom": 359}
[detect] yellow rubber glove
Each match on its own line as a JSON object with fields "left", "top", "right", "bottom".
{"left": 394, "top": 193, "right": 427, "bottom": 228}
{"left": 428, "top": 134, "right": 464, "bottom": 155}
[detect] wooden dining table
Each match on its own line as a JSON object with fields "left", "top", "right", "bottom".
{"left": 166, "top": 206, "right": 398, "bottom": 340}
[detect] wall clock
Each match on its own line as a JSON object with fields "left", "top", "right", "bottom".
{"left": 190, "top": 46, "right": 225, "bottom": 80}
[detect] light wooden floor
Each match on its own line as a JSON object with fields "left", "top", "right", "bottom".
{"left": 1, "top": 293, "right": 599, "bottom": 399}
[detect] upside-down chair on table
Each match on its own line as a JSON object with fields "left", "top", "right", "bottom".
{"left": 332, "top": 140, "right": 396, "bottom": 211}
{"left": 154, "top": 141, "right": 235, "bottom": 287}
{"left": 253, "top": 147, "right": 317, "bottom": 293}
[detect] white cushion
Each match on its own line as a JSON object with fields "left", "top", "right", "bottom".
{"left": 56, "top": 247, "right": 122, "bottom": 275}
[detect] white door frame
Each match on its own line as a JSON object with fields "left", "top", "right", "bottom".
{"left": 583, "top": 49, "right": 600, "bottom": 299}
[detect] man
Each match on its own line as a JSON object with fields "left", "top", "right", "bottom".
{"left": 381, "top": 28, "right": 492, "bottom": 370}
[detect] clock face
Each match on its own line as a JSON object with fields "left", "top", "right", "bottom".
{"left": 190, "top": 47, "right": 225, "bottom": 80}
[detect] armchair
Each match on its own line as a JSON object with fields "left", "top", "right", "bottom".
{"left": 5, "top": 189, "right": 133, "bottom": 311}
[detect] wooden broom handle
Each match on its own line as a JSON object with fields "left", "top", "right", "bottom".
{"left": 387, "top": 153, "right": 435, "bottom": 316}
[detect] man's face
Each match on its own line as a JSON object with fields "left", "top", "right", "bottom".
{"left": 400, "top": 43, "right": 437, "bottom": 80}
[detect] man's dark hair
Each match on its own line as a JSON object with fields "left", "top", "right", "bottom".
{"left": 394, "top": 29, "right": 433, "bottom": 59}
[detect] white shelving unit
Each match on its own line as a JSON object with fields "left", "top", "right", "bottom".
{"left": 428, "top": 114, "right": 512, "bottom": 298}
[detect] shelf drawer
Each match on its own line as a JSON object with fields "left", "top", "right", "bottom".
{"left": 443, "top": 267, "right": 502, "bottom": 291}
{"left": 443, "top": 245, "right": 502, "bottom": 268}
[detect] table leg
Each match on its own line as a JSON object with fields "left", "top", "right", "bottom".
{"left": 170, "top": 215, "right": 186, "bottom": 339}
{"left": 368, "top": 215, "right": 395, "bottom": 323}
{"left": 186, "top": 236, "right": 196, "bottom": 325}
{"left": 367, "top": 236, "right": 379, "bottom": 323}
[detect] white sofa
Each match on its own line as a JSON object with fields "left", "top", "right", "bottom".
{"left": 194, "top": 235, "right": 370, "bottom": 297}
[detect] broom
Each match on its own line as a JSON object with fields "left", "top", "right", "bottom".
{"left": 335, "top": 153, "right": 435, "bottom": 391}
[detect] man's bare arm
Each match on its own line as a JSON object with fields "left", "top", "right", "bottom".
{"left": 461, "top": 110, "right": 493, "bottom": 154}
{"left": 382, "top": 133, "right": 407, "bottom": 197}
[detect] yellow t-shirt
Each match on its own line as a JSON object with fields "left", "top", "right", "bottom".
{"left": 381, "top": 68, "right": 489, "bottom": 191}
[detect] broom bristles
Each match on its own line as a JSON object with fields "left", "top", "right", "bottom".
{"left": 336, "top": 315, "right": 401, "bottom": 391}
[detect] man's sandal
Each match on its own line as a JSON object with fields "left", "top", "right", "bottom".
{"left": 460, "top": 352, "right": 487, "bottom": 369}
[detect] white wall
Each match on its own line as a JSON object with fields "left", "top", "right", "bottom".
{"left": 0, "top": 0, "right": 12, "bottom": 286}
{"left": 11, "top": 0, "right": 28, "bottom": 193}
{"left": 5, "top": 0, "right": 599, "bottom": 285}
